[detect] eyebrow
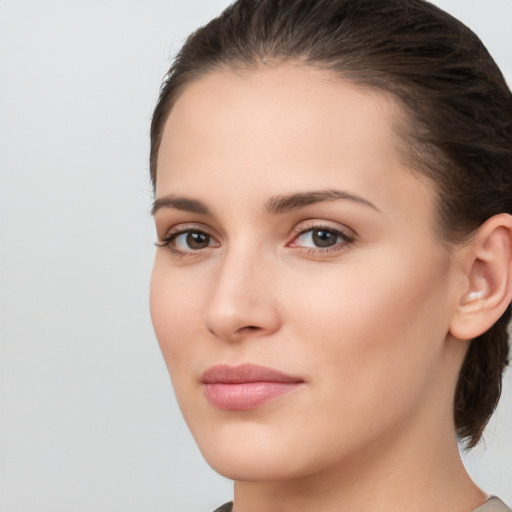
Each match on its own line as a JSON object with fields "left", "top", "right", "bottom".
{"left": 151, "top": 195, "right": 211, "bottom": 216}
{"left": 151, "top": 189, "right": 379, "bottom": 216}
{"left": 265, "top": 189, "right": 380, "bottom": 214}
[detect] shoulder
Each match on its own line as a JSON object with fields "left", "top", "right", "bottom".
{"left": 473, "top": 497, "right": 511, "bottom": 512}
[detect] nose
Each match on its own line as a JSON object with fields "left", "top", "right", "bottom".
{"left": 203, "top": 248, "right": 281, "bottom": 342}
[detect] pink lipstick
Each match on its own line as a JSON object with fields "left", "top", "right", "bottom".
{"left": 201, "top": 363, "right": 304, "bottom": 410}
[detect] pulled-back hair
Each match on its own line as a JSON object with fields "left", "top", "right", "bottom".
{"left": 150, "top": 0, "right": 512, "bottom": 448}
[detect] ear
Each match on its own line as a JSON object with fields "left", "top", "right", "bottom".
{"left": 450, "top": 213, "right": 512, "bottom": 340}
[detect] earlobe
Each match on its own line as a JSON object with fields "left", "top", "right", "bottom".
{"left": 450, "top": 214, "right": 512, "bottom": 340}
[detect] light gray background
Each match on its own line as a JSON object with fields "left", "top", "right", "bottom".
{"left": 0, "top": 1, "right": 511, "bottom": 511}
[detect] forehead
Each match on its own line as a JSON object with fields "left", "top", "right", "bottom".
{"left": 156, "top": 64, "right": 434, "bottom": 225}
{"left": 158, "top": 64, "right": 401, "bottom": 174}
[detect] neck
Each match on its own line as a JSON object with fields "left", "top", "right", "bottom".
{"left": 232, "top": 423, "right": 485, "bottom": 512}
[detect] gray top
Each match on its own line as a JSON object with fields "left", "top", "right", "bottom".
{"left": 212, "top": 496, "right": 511, "bottom": 512}
{"left": 474, "top": 497, "right": 511, "bottom": 512}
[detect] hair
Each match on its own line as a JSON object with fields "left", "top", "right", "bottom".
{"left": 150, "top": 0, "right": 512, "bottom": 448}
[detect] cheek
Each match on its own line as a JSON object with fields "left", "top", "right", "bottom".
{"left": 284, "top": 246, "right": 453, "bottom": 411}
{"left": 149, "top": 259, "right": 204, "bottom": 377}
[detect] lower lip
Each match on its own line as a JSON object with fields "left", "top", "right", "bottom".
{"left": 203, "top": 382, "right": 303, "bottom": 410}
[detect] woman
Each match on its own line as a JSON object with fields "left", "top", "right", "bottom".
{"left": 149, "top": 1, "right": 512, "bottom": 510}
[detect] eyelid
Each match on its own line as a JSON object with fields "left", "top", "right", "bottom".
{"left": 158, "top": 222, "right": 214, "bottom": 239}
{"left": 290, "top": 219, "right": 356, "bottom": 239}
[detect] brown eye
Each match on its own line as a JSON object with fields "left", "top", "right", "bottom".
{"left": 311, "top": 229, "right": 339, "bottom": 248}
{"left": 181, "top": 231, "right": 211, "bottom": 250}
{"left": 289, "top": 225, "right": 354, "bottom": 252}
{"left": 157, "top": 227, "right": 220, "bottom": 254}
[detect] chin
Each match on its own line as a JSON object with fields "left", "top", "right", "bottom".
{"left": 207, "top": 455, "right": 286, "bottom": 482}
{"left": 203, "top": 447, "right": 313, "bottom": 482}
{"left": 189, "top": 420, "right": 313, "bottom": 481}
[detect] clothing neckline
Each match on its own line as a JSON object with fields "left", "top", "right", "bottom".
{"left": 213, "top": 496, "right": 511, "bottom": 512}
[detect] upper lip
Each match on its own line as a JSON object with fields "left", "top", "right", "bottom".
{"left": 201, "top": 363, "right": 304, "bottom": 384}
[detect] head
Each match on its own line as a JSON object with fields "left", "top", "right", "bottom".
{"left": 149, "top": 0, "right": 512, "bottom": 478}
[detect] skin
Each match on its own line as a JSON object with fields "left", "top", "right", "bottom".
{"left": 150, "top": 64, "right": 494, "bottom": 512}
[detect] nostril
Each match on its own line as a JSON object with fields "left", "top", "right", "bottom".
{"left": 238, "top": 325, "right": 260, "bottom": 332}
{"left": 238, "top": 325, "right": 260, "bottom": 334}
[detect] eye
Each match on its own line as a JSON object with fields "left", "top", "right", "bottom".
{"left": 157, "top": 227, "right": 219, "bottom": 254}
{"left": 289, "top": 226, "right": 354, "bottom": 251}
{"left": 174, "top": 231, "right": 213, "bottom": 250}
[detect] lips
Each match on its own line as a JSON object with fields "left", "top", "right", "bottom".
{"left": 201, "top": 363, "right": 304, "bottom": 410}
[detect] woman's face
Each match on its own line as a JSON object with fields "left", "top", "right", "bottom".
{"left": 150, "top": 65, "right": 465, "bottom": 481}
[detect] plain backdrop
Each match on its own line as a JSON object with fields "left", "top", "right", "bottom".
{"left": 0, "top": 1, "right": 511, "bottom": 511}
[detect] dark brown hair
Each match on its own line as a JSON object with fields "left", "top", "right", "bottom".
{"left": 150, "top": 0, "right": 512, "bottom": 448}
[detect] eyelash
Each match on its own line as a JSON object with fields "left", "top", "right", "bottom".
{"left": 156, "top": 223, "right": 356, "bottom": 257}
